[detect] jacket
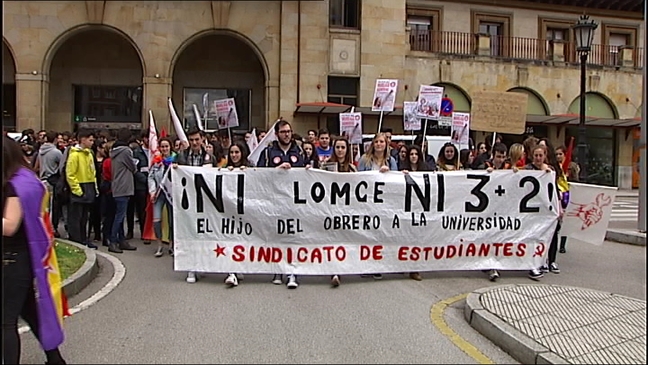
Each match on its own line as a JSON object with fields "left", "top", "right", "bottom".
{"left": 176, "top": 147, "right": 217, "bottom": 167}
{"left": 256, "top": 141, "right": 305, "bottom": 167}
{"left": 110, "top": 142, "right": 137, "bottom": 198}
{"left": 358, "top": 155, "right": 398, "bottom": 171}
{"left": 37, "top": 142, "right": 62, "bottom": 181}
{"left": 148, "top": 153, "right": 176, "bottom": 195}
{"left": 65, "top": 145, "right": 98, "bottom": 203}
{"left": 132, "top": 145, "right": 149, "bottom": 191}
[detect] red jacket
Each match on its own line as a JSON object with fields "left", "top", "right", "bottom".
{"left": 101, "top": 158, "right": 112, "bottom": 193}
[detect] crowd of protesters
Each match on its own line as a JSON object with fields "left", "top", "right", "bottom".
{"left": 7, "top": 122, "right": 577, "bottom": 292}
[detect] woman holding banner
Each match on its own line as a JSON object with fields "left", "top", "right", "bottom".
{"left": 148, "top": 138, "right": 177, "bottom": 258}
{"left": 358, "top": 133, "right": 397, "bottom": 280}
{"left": 3, "top": 137, "right": 67, "bottom": 365}
{"left": 222, "top": 142, "right": 254, "bottom": 287}
{"left": 437, "top": 143, "right": 461, "bottom": 171}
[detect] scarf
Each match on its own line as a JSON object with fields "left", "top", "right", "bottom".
{"left": 10, "top": 167, "right": 65, "bottom": 350}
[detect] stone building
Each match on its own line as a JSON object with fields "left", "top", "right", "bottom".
{"left": 2, "top": 0, "right": 644, "bottom": 187}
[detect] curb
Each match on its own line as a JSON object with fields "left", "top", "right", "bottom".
{"left": 58, "top": 239, "right": 100, "bottom": 298}
{"left": 464, "top": 285, "right": 570, "bottom": 365}
{"left": 605, "top": 229, "right": 647, "bottom": 246}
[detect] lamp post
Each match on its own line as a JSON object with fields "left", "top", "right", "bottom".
{"left": 572, "top": 15, "right": 598, "bottom": 182}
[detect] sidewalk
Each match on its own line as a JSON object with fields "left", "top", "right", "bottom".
{"left": 465, "top": 284, "right": 646, "bottom": 365}
{"left": 606, "top": 221, "right": 646, "bottom": 246}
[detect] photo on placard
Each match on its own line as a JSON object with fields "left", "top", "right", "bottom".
{"left": 321, "top": 161, "right": 338, "bottom": 172}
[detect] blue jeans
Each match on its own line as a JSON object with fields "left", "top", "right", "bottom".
{"left": 153, "top": 194, "right": 173, "bottom": 241}
{"left": 111, "top": 196, "right": 130, "bottom": 244}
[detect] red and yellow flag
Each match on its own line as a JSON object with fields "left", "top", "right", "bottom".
{"left": 42, "top": 190, "right": 71, "bottom": 321}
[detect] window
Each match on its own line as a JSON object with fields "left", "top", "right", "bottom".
{"left": 539, "top": 18, "right": 574, "bottom": 61}
{"left": 327, "top": 76, "right": 359, "bottom": 134}
{"left": 407, "top": 8, "right": 441, "bottom": 52}
{"left": 602, "top": 23, "right": 639, "bottom": 67}
{"left": 73, "top": 85, "right": 143, "bottom": 123}
{"left": 472, "top": 11, "right": 511, "bottom": 57}
{"left": 330, "top": 0, "right": 360, "bottom": 29}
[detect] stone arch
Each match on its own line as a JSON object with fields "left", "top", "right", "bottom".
{"left": 169, "top": 29, "right": 270, "bottom": 82}
{"left": 567, "top": 92, "right": 619, "bottom": 119}
{"left": 3, "top": 37, "right": 17, "bottom": 131}
{"left": 431, "top": 82, "right": 471, "bottom": 112}
{"left": 170, "top": 29, "right": 268, "bottom": 131}
{"left": 45, "top": 25, "right": 146, "bottom": 131}
{"left": 507, "top": 87, "right": 550, "bottom": 115}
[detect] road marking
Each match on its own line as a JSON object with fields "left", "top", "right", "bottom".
{"left": 19, "top": 250, "right": 126, "bottom": 334}
{"left": 430, "top": 293, "right": 494, "bottom": 365}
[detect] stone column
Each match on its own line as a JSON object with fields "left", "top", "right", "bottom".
{"left": 619, "top": 45, "right": 635, "bottom": 68}
{"left": 265, "top": 79, "right": 280, "bottom": 130}
{"left": 142, "top": 76, "right": 172, "bottom": 132}
{"left": 15, "top": 73, "right": 46, "bottom": 132}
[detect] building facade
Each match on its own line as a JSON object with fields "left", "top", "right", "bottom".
{"left": 2, "top": 0, "right": 644, "bottom": 187}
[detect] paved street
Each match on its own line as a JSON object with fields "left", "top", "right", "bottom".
{"left": 611, "top": 196, "right": 639, "bottom": 222}
{"left": 19, "top": 235, "right": 646, "bottom": 364}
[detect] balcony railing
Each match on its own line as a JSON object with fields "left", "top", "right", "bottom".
{"left": 408, "top": 30, "right": 644, "bottom": 69}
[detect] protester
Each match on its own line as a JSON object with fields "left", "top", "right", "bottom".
{"left": 109, "top": 128, "right": 138, "bottom": 253}
{"left": 3, "top": 137, "right": 67, "bottom": 365}
{"left": 148, "top": 138, "right": 176, "bottom": 258}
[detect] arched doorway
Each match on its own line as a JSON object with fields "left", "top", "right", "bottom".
{"left": 3, "top": 39, "right": 17, "bottom": 131}
{"left": 508, "top": 87, "right": 550, "bottom": 116}
{"left": 47, "top": 28, "right": 144, "bottom": 133}
{"left": 171, "top": 32, "right": 267, "bottom": 133}
{"left": 507, "top": 87, "right": 550, "bottom": 143}
{"left": 566, "top": 92, "right": 619, "bottom": 186}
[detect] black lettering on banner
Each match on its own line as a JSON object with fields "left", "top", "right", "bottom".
{"left": 293, "top": 182, "right": 306, "bottom": 204}
{"left": 437, "top": 174, "right": 445, "bottom": 212}
{"left": 237, "top": 174, "right": 245, "bottom": 214}
{"left": 311, "top": 182, "right": 325, "bottom": 203}
{"left": 194, "top": 174, "right": 224, "bottom": 213}
{"left": 519, "top": 176, "right": 540, "bottom": 213}
{"left": 355, "top": 181, "right": 368, "bottom": 202}
{"left": 373, "top": 182, "right": 385, "bottom": 203}
{"left": 404, "top": 174, "right": 430, "bottom": 212}
{"left": 465, "top": 175, "right": 490, "bottom": 213}
{"left": 392, "top": 214, "right": 400, "bottom": 228}
{"left": 331, "top": 182, "right": 351, "bottom": 205}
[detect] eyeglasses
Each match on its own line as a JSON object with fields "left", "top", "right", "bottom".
{"left": 278, "top": 130, "right": 292, "bottom": 134}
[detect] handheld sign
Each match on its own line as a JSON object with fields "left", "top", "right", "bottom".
{"left": 471, "top": 91, "right": 528, "bottom": 134}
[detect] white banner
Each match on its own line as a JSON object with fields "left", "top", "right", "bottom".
{"left": 214, "top": 98, "right": 239, "bottom": 129}
{"left": 416, "top": 85, "right": 444, "bottom": 119}
{"left": 371, "top": 79, "right": 398, "bottom": 112}
{"left": 339, "top": 112, "right": 363, "bottom": 144}
{"left": 451, "top": 112, "right": 470, "bottom": 147}
{"left": 173, "top": 168, "right": 559, "bottom": 275}
{"left": 561, "top": 182, "right": 617, "bottom": 246}
{"left": 403, "top": 101, "right": 421, "bottom": 131}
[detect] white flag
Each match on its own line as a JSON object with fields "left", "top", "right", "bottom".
{"left": 193, "top": 104, "right": 205, "bottom": 131}
{"left": 248, "top": 121, "right": 279, "bottom": 166}
{"left": 147, "top": 110, "right": 159, "bottom": 168}
{"left": 247, "top": 128, "right": 259, "bottom": 154}
{"left": 168, "top": 98, "right": 188, "bottom": 143}
{"left": 561, "top": 182, "right": 617, "bottom": 246}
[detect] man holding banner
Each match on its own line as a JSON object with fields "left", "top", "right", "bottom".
{"left": 256, "top": 119, "right": 307, "bottom": 289}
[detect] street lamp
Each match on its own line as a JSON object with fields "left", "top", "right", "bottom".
{"left": 572, "top": 15, "right": 598, "bottom": 182}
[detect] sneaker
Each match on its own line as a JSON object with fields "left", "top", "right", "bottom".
{"left": 168, "top": 248, "right": 174, "bottom": 257}
{"left": 272, "top": 274, "right": 283, "bottom": 285}
{"left": 143, "top": 241, "right": 151, "bottom": 245}
{"left": 225, "top": 273, "right": 238, "bottom": 287}
{"left": 550, "top": 262, "right": 560, "bottom": 274}
{"left": 373, "top": 274, "right": 383, "bottom": 280}
{"left": 488, "top": 269, "right": 500, "bottom": 282}
{"left": 409, "top": 272, "right": 422, "bottom": 281}
{"left": 286, "top": 274, "right": 298, "bottom": 289}
{"left": 331, "top": 275, "right": 341, "bottom": 287}
{"left": 154, "top": 247, "right": 164, "bottom": 258}
{"left": 540, "top": 265, "right": 549, "bottom": 274}
{"left": 528, "top": 268, "right": 543, "bottom": 281}
{"left": 186, "top": 272, "right": 197, "bottom": 283}
{"left": 85, "top": 242, "right": 98, "bottom": 250}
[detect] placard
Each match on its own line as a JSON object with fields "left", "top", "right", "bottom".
{"left": 403, "top": 101, "right": 421, "bottom": 131}
{"left": 416, "top": 85, "right": 444, "bottom": 119}
{"left": 173, "top": 167, "right": 559, "bottom": 275}
{"left": 214, "top": 98, "right": 239, "bottom": 129}
{"left": 451, "top": 112, "right": 470, "bottom": 146}
{"left": 371, "top": 79, "right": 398, "bottom": 112}
{"left": 339, "top": 112, "right": 363, "bottom": 144}
{"left": 470, "top": 91, "right": 528, "bottom": 134}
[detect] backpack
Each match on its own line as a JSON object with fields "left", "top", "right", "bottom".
{"left": 54, "top": 164, "right": 71, "bottom": 204}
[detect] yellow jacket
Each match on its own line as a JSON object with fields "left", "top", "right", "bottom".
{"left": 66, "top": 145, "right": 97, "bottom": 197}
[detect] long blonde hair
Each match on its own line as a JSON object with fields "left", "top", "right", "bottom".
{"left": 509, "top": 143, "right": 524, "bottom": 165}
{"left": 361, "top": 133, "right": 390, "bottom": 168}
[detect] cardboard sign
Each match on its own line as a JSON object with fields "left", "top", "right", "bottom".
{"left": 470, "top": 91, "right": 528, "bottom": 134}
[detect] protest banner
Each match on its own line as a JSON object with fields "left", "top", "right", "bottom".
{"left": 173, "top": 167, "right": 559, "bottom": 275}
{"left": 339, "top": 112, "right": 363, "bottom": 144}
{"left": 214, "top": 98, "right": 239, "bottom": 129}
{"left": 561, "top": 182, "right": 617, "bottom": 246}
{"left": 450, "top": 112, "right": 470, "bottom": 147}
{"left": 403, "top": 101, "right": 421, "bottom": 131}
{"left": 371, "top": 79, "right": 398, "bottom": 112}
{"left": 470, "top": 91, "right": 528, "bottom": 134}
{"left": 415, "top": 85, "right": 444, "bottom": 119}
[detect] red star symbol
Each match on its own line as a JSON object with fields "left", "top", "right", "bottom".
{"left": 214, "top": 244, "right": 226, "bottom": 258}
